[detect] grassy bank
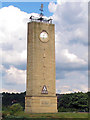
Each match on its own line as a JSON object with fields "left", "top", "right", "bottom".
{"left": 15, "top": 112, "right": 88, "bottom": 118}
{"left": 2, "top": 118, "right": 89, "bottom": 120}
{"left": 2, "top": 112, "right": 89, "bottom": 119}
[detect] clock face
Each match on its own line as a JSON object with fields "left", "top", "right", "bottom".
{"left": 39, "top": 31, "right": 49, "bottom": 42}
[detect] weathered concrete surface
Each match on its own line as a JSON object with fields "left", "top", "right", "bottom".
{"left": 25, "top": 22, "right": 57, "bottom": 113}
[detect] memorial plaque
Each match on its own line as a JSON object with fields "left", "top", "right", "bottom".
{"left": 40, "top": 99, "right": 50, "bottom": 107}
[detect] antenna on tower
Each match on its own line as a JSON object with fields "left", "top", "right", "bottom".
{"left": 29, "top": 3, "right": 52, "bottom": 24}
{"left": 39, "top": 4, "right": 44, "bottom": 17}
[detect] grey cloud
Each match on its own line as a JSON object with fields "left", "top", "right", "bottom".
{"left": 56, "top": 62, "right": 87, "bottom": 71}
{"left": 68, "top": 38, "right": 88, "bottom": 46}
{"left": 56, "top": 2, "right": 86, "bottom": 24}
{"left": 56, "top": 70, "right": 66, "bottom": 79}
{"left": 1, "top": 43, "right": 13, "bottom": 51}
{"left": 2, "top": 62, "right": 26, "bottom": 70}
{"left": 3, "top": 83, "right": 25, "bottom": 92}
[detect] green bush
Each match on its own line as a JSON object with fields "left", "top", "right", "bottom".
{"left": 10, "top": 103, "right": 23, "bottom": 115}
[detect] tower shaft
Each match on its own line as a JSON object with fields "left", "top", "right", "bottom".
{"left": 25, "top": 22, "right": 57, "bottom": 113}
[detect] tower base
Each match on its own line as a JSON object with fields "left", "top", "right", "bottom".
{"left": 25, "top": 96, "right": 57, "bottom": 113}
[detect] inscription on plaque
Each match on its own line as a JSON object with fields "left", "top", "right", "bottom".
{"left": 40, "top": 99, "right": 50, "bottom": 107}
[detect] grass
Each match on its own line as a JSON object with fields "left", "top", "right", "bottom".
{"left": 10, "top": 112, "right": 89, "bottom": 118}
{"left": 2, "top": 110, "right": 89, "bottom": 120}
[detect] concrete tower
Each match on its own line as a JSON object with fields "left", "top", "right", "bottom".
{"left": 25, "top": 5, "right": 57, "bottom": 113}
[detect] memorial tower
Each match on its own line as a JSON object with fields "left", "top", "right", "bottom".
{"left": 25, "top": 4, "right": 57, "bottom": 113}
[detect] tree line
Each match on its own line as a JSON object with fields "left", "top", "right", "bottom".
{"left": 2, "top": 91, "right": 89, "bottom": 112}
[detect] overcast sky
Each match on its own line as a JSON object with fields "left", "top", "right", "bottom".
{"left": 0, "top": 0, "right": 88, "bottom": 94}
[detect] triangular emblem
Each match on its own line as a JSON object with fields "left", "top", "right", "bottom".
{"left": 41, "top": 85, "right": 48, "bottom": 94}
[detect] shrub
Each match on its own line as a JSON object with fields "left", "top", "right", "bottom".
{"left": 10, "top": 103, "right": 23, "bottom": 115}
